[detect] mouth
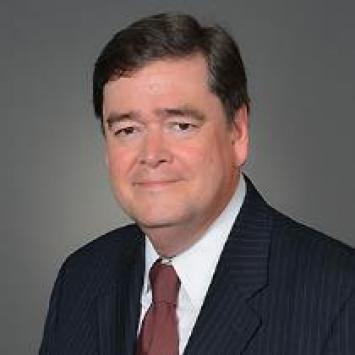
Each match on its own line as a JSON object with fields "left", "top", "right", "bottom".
{"left": 133, "top": 180, "right": 179, "bottom": 189}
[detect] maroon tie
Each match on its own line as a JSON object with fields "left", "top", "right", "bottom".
{"left": 136, "top": 260, "right": 180, "bottom": 355}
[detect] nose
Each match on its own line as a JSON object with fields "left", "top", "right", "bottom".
{"left": 139, "top": 130, "right": 172, "bottom": 168}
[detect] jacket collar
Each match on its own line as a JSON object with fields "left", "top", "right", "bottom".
{"left": 97, "top": 228, "right": 145, "bottom": 355}
{"left": 96, "top": 176, "right": 272, "bottom": 355}
{"left": 184, "top": 177, "right": 272, "bottom": 354}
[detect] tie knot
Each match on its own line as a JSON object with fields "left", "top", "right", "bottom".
{"left": 150, "top": 261, "right": 180, "bottom": 305}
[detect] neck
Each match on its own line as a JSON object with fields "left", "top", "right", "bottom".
{"left": 141, "top": 223, "right": 207, "bottom": 258}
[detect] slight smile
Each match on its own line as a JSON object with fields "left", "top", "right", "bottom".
{"left": 133, "top": 180, "right": 180, "bottom": 189}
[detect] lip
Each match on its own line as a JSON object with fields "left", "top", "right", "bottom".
{"left": 133, "top": 180, "right": 179, "bottom": 189}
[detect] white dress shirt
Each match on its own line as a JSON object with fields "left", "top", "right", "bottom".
{"left": 138, "top": 175, "right": 246, "bottom": 354}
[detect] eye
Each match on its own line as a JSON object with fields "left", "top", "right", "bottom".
{"left": 176, "top": 123, "right": 192, "bottom": 131}
{"left": 171, "top": 122, "right": 197, "bottom": 132}
{"left": 114, "top": 126, "right": 137, "bottom": 136}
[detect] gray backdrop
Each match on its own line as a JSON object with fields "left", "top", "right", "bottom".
{"left": 2, "top": 0, "right": 354, "bottom": 354}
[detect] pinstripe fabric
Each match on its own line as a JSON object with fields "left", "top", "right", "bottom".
{"left": 40, "top": 227, "right": 145, "bottom": 355}
{"left": 39, "top": 177, "right": 355, "bottom": 354}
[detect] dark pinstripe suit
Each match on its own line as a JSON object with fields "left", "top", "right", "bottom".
{"left": 40, "top": 178, "right": 355, "bottom": 354}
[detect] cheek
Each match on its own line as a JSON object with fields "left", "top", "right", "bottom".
{"left": 178, "top": 144, "right": 223, "bottom": 185}
{"left": 194, "top": 144, "right": 236, "bottom": 186}
{"left": 177, "top": 144, "right": 209, "bottom": 173}
{"left": 190, "top": 137, "right": 231, "bottom": 167}
{"left": 106, "top": 148, "right": 132, "bottom": 180}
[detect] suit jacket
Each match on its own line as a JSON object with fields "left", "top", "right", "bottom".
{"left": 39, "top": 178, "right": 355, "bottom": 354}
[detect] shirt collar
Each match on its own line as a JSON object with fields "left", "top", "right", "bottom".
{"left": 142, "top": 174, "right": 246, "bottom": 310}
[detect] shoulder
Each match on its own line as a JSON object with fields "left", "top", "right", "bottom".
{"left": 241, "top": 176, "right": 355, "bottom": 287}
{"left": 269, "top": 208, "right": 355, "bottom": 298}
{"left": 270, "top": 208, "right": 354, "bottom": 266}
{"left": 57, "top": 223, "right": 144, "bottom": 297}
{"left": 40, "top": 224, "right": 144, "bottom": 353}
{"left": 65, "top": 223, "right": 143, "bottom": 267}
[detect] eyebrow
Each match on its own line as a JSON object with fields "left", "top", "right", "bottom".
{"left": 105, "top": 105, "right": 206, "bottom": 129}
{"left": 154, "top": 106, "right": 206, "bottom": 121}
{"left": 105, "top": 112, "right": 139, "bottom": 129}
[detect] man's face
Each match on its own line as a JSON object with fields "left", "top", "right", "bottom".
{"left": 102, "top": 54, "right": 248, "bottom": 248}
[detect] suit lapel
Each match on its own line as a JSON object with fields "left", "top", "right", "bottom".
{"left": 118, "top": 237, "right": 145, "bottom": 355}
{"left": 95, "top": 178, "right": 272, "bottom": 354}
{"left": 185, "top": 178, "right": 272, "bottom": 354}
{"left": 97, "top": 231, "right": 145, "bottom": 355}
{"left": 97, "top": 286, "right": 120, "bottom": 355}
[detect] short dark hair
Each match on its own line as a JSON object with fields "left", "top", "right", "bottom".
{"left": 93, "top": 13, "right": 250, "bottom": 127}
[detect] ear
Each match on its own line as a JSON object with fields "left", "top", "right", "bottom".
{"left": 230, "top": 104, "right": 249, "bottom": 168}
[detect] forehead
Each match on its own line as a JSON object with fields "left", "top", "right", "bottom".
{"left": 104, "top": 55, "right": 209, "bottom": 99}
{"left": 101, "top": 54, "right": 227, "bottom": 122}
{"left": 126, "top": 53, "right": 209, "bottom": 82}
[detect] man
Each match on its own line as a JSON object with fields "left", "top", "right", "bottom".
{"left": 40, "top": 13, "right": 355, "bottom": 355}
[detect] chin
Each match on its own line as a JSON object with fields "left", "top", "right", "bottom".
{"left": 134, "top": 215, "right": 177, "bottom": 229}
{"left": 129, "top": 209, "right": 186, "bottom": 230}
